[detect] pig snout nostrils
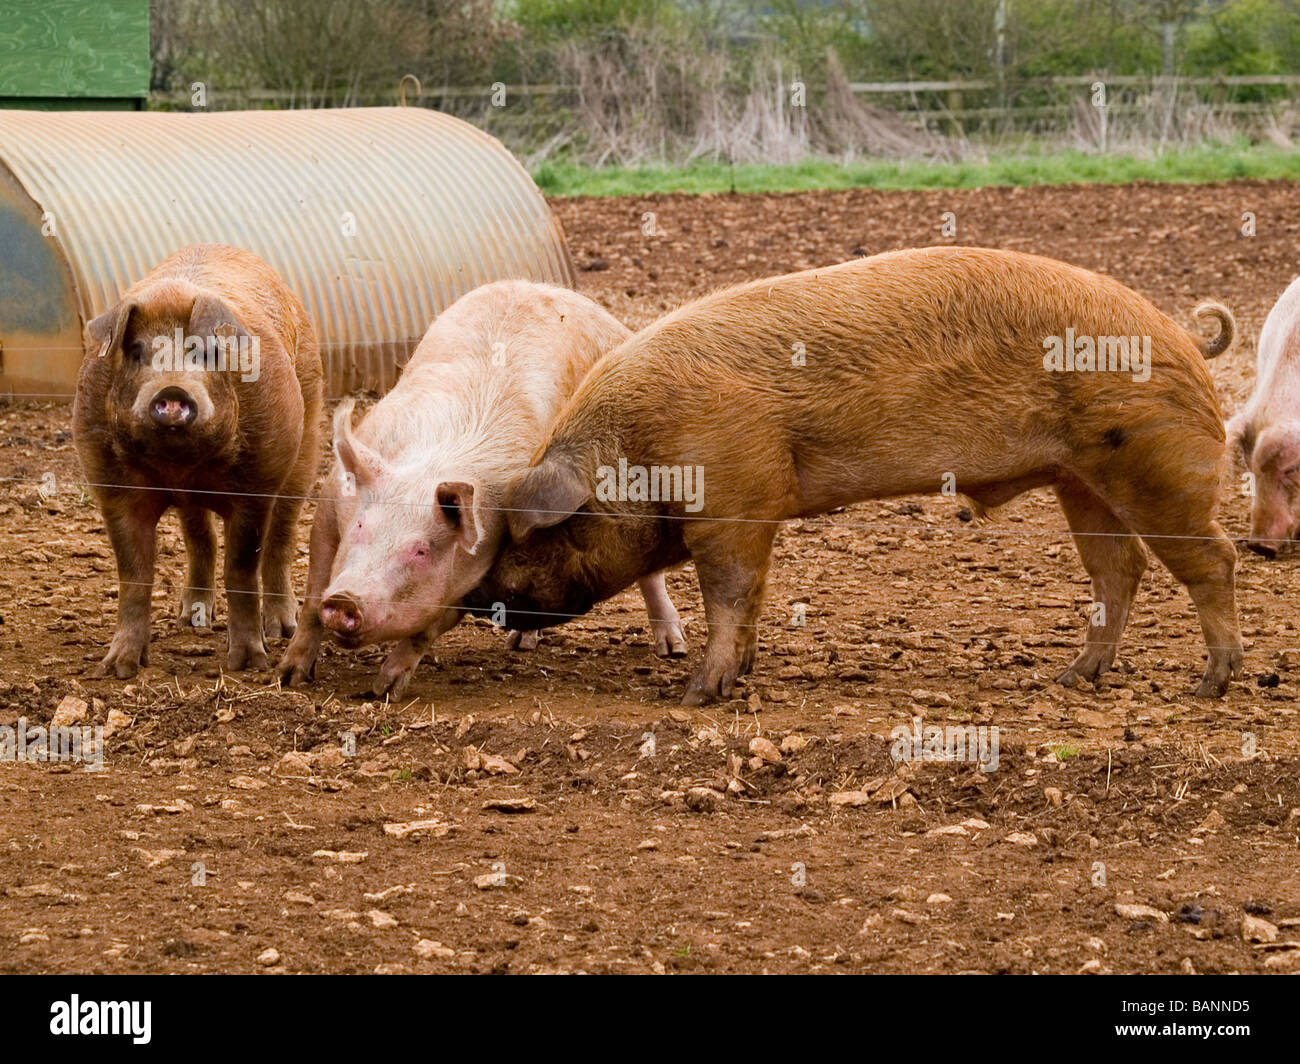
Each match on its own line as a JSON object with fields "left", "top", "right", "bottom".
{"left": 149, "top": 386, "right": 198, "bottom": 428}
{"left": 321, "top": 593, "right": 363, "bottom": 633}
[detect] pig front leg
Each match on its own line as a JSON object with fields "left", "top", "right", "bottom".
{"left": 277, "top": 498, "right": 340, "bottom": 686}
{"left": 505, "top": 629, "right": 541, "bottom": 651}
{"left": 373, "top": 609, "right": 463, "bottom": 699}
{"left": 223, "top": 500, "right": 273, "bottom": 671}
{"left": 637, "top": 571, "right": 687, "bottom": 657}
{"left": 177, "top": 505, "right": 217, "bottom": 628}
{"left": 92, "top": 492, "right": 167, "bottom": 678}
{"left": 680, "top": 524, "right": 776, "bottom": 706}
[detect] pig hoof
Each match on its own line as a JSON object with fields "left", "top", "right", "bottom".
{"left": 1194, "top": 675, "right": 1231, "bottom": 698}
{"left": 263, "top": 616, "right": 296, "bottom": 641}
{"left": 226, "top": 642, "right": 269, "bottom": 672}
{"left": 738, "top": 644, "right": 757, "bottom": 676}
{"left": 91, "top": 640, "right": 148, "bottom": 679}
{"left": 1194, "top": 647, "right": 1240, "bottom": 697}
{"left": 177, "top": 595, "right": 215, "bottom": 628}
{"left": 1056, "top": 660, "right": 1107, "bottom": 689}
{"left": 276, "top": 659, "right": 315, "bottom": 687}
{"left": 653, "top": 622, "right": 688, "bottom": 658}
{"left": 262, "top": 599, "right": 299, "bottom": 640}
{"left": 372, "top": 669, "right": 414, "bottom": 701}
{"left": 275, "top": 634, "right": 319, "bottom": 686}
{"left": 90, "top": 656, "right": 141, "bottom": 680}
{"left": 681, "top": 668, "right": 737, "bottom": 706}
{"left": 505, "top": 629, "right": 541, "bottom": 652}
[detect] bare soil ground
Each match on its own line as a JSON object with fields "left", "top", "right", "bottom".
{"left": 2, "top": 181, "right": 1300, "bottom": 974}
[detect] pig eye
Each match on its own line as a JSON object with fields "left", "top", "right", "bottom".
{"left": 414, "top": 544, "right": 429, "bottom": 558}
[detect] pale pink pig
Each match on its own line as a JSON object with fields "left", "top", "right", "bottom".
{"left": 276, "top": 280, "right": 685, "bottom": 697}
{"left": 1228, "top": 275, "right": 1300, "bottom": 556}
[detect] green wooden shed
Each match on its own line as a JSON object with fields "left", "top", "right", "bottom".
{"left": 0, "top": 0, "right": 149, "bottom": 110}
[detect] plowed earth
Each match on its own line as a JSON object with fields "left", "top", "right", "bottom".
{"left": 2, "top": 180, "right": 1299, "bottom": 974}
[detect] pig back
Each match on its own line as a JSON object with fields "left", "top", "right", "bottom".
{"left": 1241, "top": 274, "right": 1300, "bottom": 426}
{"left": 550, "top": 247, "right": 1225, "bottom": 514}
{"left": 379, "top": 280, "right": 630, "bottom": 453}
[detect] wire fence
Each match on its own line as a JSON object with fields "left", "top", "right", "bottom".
{"left": 150, "top": 73, "right": 1300, "bottom": 136}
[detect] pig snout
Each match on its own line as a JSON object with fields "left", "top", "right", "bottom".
{"left": 149, "top": 386, "right": 198, "bottom": 428}
{"left": 1246, "top": 520, "right": 1287, "bottom": 559}
{"left": 320, "top": 592, "right": 363, "bottom": 636}
{"left": 1246, "top": 493, "right": 1296, "bottom": 559}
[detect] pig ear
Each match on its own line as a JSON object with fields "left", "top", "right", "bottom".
{"left": 85, "top": 299, "right": 137, "bottom": 362}
{"left": 188, "top": 293, "right": 250, "bottom": 343}
{"left": 505, "top": 459, "right": 592, "bottom": 542}
{"left": 1225, "top": 414, "right": 1252, "bottom": 465}
{"left": 333, "top": 399, "right": 389, "bottom": 493}
{"left": 435, "top": 481, "right": 486, "bottom": 555}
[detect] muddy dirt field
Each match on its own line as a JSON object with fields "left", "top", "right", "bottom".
{"left": 3, "top": 181, "right": 1300, "bottom": 974}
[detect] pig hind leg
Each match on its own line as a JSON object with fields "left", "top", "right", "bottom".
{"left": 1054, "top": 480, "right": 1147, "bottom": 688}
{"left": 177, "top": 505, "right": 218, "bottom": 629}
{"left": 261, "top": 492, "right": 304, "bottom": 640}
{"left": 681, "top": 522, "right": 777, "bottom": 706}
{"left": 503, "top": 572, "right": 687, "bottom": 658}
{"left": 1136, "top": 518, "right": 1242, "bottom": 697}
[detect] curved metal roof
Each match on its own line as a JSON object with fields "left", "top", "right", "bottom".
{"left": 0, "top": 107, "right": 575, "bottom": 393}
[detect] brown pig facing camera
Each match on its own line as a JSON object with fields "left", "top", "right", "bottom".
{"left": 276, "top": 280, "right": 685, "bottom": 699}
{"left": 463, "top": 246, "right": 1243, "bottom": 705}
{"left": 73, "top": 244, "right": 323, "bottom": 676}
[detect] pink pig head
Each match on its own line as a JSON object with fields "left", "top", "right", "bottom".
{"left": 318, "top": 402, "right": 503, "bottom": 645}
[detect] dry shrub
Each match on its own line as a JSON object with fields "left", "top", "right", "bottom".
{"left": 537, "top": 32, "right": 952, "bottom": 166}
{"left": 1066, "top": 83, "right": 1259, "bottom": 154}
{"left": 813, "top": 51, "right": 956, "bottom": 162}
